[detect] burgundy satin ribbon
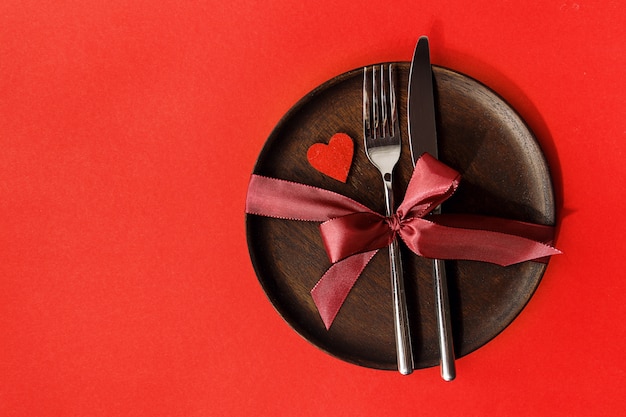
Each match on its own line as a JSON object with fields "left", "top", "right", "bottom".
{"left": 246, "top": 153, "right": 560, "bottom": 329}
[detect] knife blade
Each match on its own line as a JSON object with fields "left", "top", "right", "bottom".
{"left": 408, "top": 37, "right": 439, "bottom": 161}
{"left": 407, "top": 36, "right": 456, "bottom": 381}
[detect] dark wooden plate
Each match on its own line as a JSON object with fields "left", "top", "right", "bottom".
{"left": 246, "top": 63, "right": 555, "bottom": 370}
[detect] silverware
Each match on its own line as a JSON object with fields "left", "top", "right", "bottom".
{"left": 407, "top": 36, "right": 456, "bottom": 381}
{"left": 363, "top": 64, "right": 414, "bottom": 375}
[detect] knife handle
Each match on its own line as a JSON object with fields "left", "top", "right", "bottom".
{"left": 433, "top": 258, "right": 456, "bottom": 381}
{"left": 389, "top": 238, "right": 414, "bottom": 375}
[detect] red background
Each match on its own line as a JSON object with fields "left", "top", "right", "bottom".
{"left": 1, "top": 1, "right": 625, "bottom": 415}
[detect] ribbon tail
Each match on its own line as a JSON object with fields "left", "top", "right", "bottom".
{"left": 310, "top": 250, "right": 378, "bottom": 329}
{"left": 430, "top": 213, "right": 556, "bottom": 245}
{"left": 401, "top": 218, "right": 561, "bottom": 266}
{"left": 246, "top": 174, "right": 373, "bottom": 221}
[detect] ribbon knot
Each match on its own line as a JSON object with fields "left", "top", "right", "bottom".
{"left": 246, "top": 153, "right": 560, "bottom": 329}
{"left": 317, "top": 154, "right": 462, "bottom": 266}
{"left": 386, "top": 214, "right": 402, "bottom": 232}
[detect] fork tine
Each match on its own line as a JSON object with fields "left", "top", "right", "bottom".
{"left": 363, "top": 66, "right": 372, "bottom": 140}
{"left": 364, "top": 64, "right": 398, "bottom": 142}
{"left": 372, "top": 65, "right": 380, "bottom": 139}
{"left": 381, "top": 65, "right": 390, "bottom": 138}
{"left": 389, "top": 64, "right": 399, "bottom": 138}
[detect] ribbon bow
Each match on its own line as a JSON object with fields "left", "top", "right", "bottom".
{"left": 246, "top": 153, "right": 560, "bottom": 328}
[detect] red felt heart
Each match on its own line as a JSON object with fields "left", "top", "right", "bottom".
{"left": 306, "top": 133, "right": 354, "bottom": 183}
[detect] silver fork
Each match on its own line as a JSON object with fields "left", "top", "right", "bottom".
{"left": 363, "top": 64, "right": 414, "bottom": 375}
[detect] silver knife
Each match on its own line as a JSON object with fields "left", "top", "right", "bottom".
{"left": 407, "top": 36, "right": 456, "bottom": 381}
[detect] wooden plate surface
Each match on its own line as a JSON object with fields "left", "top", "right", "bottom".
{"left": 246, "top": 63, "right": 555, "bottom": 370}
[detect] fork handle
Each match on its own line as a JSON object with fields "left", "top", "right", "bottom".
{"left": 383, "top": 179, "right": 414, "bottom": 375}
{"left": 389, "top": 237, "right": 414, "bottom": 375}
